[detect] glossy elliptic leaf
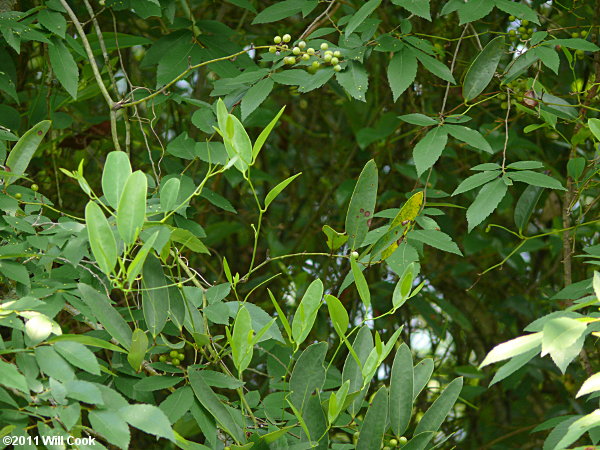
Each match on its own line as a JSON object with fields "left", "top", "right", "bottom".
{"left": 345, "top": 0, "right": 382, "bottom": 36}
{"left": 126, "top": 230, "right": 159, "bottom": 286}
{"left": 507, "top": 170, "right": 566, "bottom": 190}
{"left": 345, "top": 159, "right": 378, "bottom": 249}
{"left": 413, "top": 126, "right": 448, "bottom": 176}
{"left": 351, "top": 258, "right": 371, "bottom": 308}
{"left": 466, "top": 178, "right": 508, "bottom": 232}
{"left": 414, "top": 377, "right": 463, "bottom": 435}
{"left": 289, "top": 342, "right": 327, "bottom": 414}
{"left": 342, "top": 326, "right": 374, "bottom": 416}
{"left": 78, "top": 283, "right": 132, "bottom": 350}
{"left": 398, "top": 113, "right": 437, "bottom": 126}
{"left": 413, "top": 358, "right": 434, "bottom": 400}
{"left": 102, "top": 151, "right": 132, "bottom": 209}
{"left": 589, "top": 118, "right": 600, "bottom": 141}
{"left": 85, "top": 201, "right": 117, "bottom": 276}
{"left": 127, "top": 328, "right": 148, "bottom": 372}
{"left": 577, "top": 373, "right": 600, "bottom": 398}
{"left": 356, "top": 386, "right": 388, "bottom": 450}
{"left": 410, "top": 47, "right": 455, "bottom": 83}
{"left": 117, "top": 171, "right": 147, "bottom": 245}
{"left": 291, "top": 279, "right": 323, "bottom": 348}
{"left": 141, "top": 254, "right": 169, "bottom": 337}
{"left": 160, "top": 178, "right": 181, "bottom": 212}
{"left": 326, "top": 294, "right": 349, "bottom": 337}
{"left": 388, "top": 47, "right": 418, "bottom": 101}
{"left": 463, "top": 36, "right": 504, "bottom": 101}
{"left": 392, "top": 262, "right": 416, "bottom": 309}
{"left": 119, "top": 404, "right": 175, "bottom": 443}
{"left": 264, "top": 173, "right": 302, "bottom": 209}
{"left": 390, "top": 344, "right": 414, "bottom": 437}
{"left": 494, "top": 0, "right": 539, "bottom": 23}
{"left": 252, "top": 0, "right": 306, "bottom": 24}
{"left": 5, "top": 120, "right": 51, "bottom": 185}
{"left": 231, "top": 305, "right": 253, "bottom": 374}
{"left": 514, "top": 184, "right": 543, "bottom": 233}
{"left": 48, "top": 37, "right": 78, "bottom": 98}
{"left": 223, "top": 114, "right": 252, "bottom": 172}
{"left": 480, "top": 332, "right": 543, "bottom": 367}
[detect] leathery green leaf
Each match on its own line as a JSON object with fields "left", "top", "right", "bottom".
{"left": 102, "top": 151, "right": 132, "bottom": 209}
{"left": 345, "top": 159, "right": 378, "bottom": 249}
{"left": 117, "top": 170, "right": 147, "bottom": 245}
{"left": 463, "top": 36, "right": 505, "bottom": 101}
{"left": 85, "top": 201, "right": 117, "bottom": 276}
{"left": 5, "top": 120, "right": 51, "bottom": 185}
{"left": 351, "top": 258, "right": 371, "bottom": 308}
{"left": 127, "top": 328, "right": 148, "bottom": 372}
{"left": 291, "top": 279, "right": 324, "bottom": 348}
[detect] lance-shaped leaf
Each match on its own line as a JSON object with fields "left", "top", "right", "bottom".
{"left": 231, "top": 305, "right": 253, "bottom": 374}
{"left": 390, "top": 344, "right": 414, "bottom": 437}
{"left": 345, "top": 160, "right": 378, "bottom": 249}
{"left": 141, "top": 254, "right": 170, "bottom": 337}
{"left": 356, "top": 386, "right": 388, "bottom": 450}
{"left": 351, "top": 258, "right": 371, "bottom": 308}
{"left": 5, "top": 120, "right": 51, "bottom": 185}
{"left": 387, "top": 46, "right": 418, "bottom": 101}
{"left": 414, "top": 377, "right": 463, "bottom": 436}
{"left": 480, "top": 332, "right": 542, "bottom": 367}
{"left": 117, "top": 170, "right": 147, "bottom": 245}
{"left": 85, "top": 201, "right": 117, "bottom": 276}
{"left": 463, "top": 36, "right": 505, "bottom": 101}
{"left": 291, "top": 279, "right": 323, "bottom": 348}
{"left": 466, "top": 178, "right": 507, "bottom": 232}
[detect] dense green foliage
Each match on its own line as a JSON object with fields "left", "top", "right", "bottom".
{"left": 0, "top": 0, "right": 599, "bottom": 449}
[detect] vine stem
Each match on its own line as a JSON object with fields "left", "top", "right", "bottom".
{"left": 59, "top": 0, "right": 121, "bottom": 152}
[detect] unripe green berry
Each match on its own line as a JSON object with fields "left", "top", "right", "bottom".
{"left": 159, "top": 355, "right": 167, "bottom": 362}
{"left": 320, "top": 42, "right": 328, "bottom": 50}
{"left": 14, "top": 193, "right": 22, "bottom": 200}
{"left": 178, "top": 353, "right": 185, "bottom": 360}
{"left": 331, "top": 57, "right": 339, "bottom": 65}
{"left": 522, "top": 19, "right": 529, "bottom": 26}
{"left": 312, "top": 61, "right": 320, "bottom": 69}
{"left": 171, "top": 358, "right": 181, "bottom": 365}
{"left": 286, "top": 56, "right": 296, "bottom": 64}
{"left": 31, "top": 184, "right": 39, "bottom": 192}
{"left": 292, "top": 46, "right": 301, "bottom": 55}
{"left": 301, "top": 53, "right": 310, "bottom": 61}
{"left": 389, "top": 439, "right": 398, "bottom": 446}
{"left": 351, "top": 251, "right": 359, "bottom": 259}
{"left": 298, "top": 40, "right": 306, "bottom": 49}
{"left": 333, "top": 50, "right": 341, "bottom": 58}
{"left": 333, "top": 64, "right": 342, "bottom": 72}
{"left": 521, "top": 33, "right": 529, "bottom": 40}
{"left": 501, "top": 102, "right": 508, "bottom": 109}
{"left": 281, "top": 44, "right": 288, "bottom": 50}
{"left": 508, "top": 15, "right": 516, "bottom": 21}
{"left": 307, "top": 47, "right": 315, "bottom": 55}
{"left": 274, "top": 36, "right": 282, "bottom": 44}
{"left": 324, "top": 54, "right": 332, "bottom": 62}
{"left": 571, "top": 32, "right": 579, "bottom": 38}
{"left": 518, "top": 26, "right": 526, "bottom": 33}
{"left": 169, "top": 350, "right": 178, "bottom": 358}
{"left": 325, "top": 50, "right": 333, "bottom": 56}
{"left": 383, "top": 447, "right": 391, "bottom": 450}
{"left": 509, "top": 29, "right": 516, "bottom": 36}
{"left": 398, "top": 436, "right": 408, "bottom": 445}
{"left": 581, "top": 30, "right": 588, "bottom": 37}
{"left": 269, "top": 46, "right": 276, "bottom": 53}
{"left": 282, "top": 34, "right": 291, "bottom": 43}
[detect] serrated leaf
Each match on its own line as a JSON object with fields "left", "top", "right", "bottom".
{"left": 409, "top": 229, "right": 462, "bottom": 255}
{"left": 452, "top": 171, "right": 500, "bottom": 196}
{"left": 336, "top": 61, "right": 369, "bottom": 102}
{"left": 444, "top": 124, "right": 493, "bottom": 153}
{"left": 466, "top": 178, "right": 507, "bottom": 232}
{"left": 391, "top": 0, "right": 430, "bottom": 20}
{"left": 387, "top": 47, "right": 418, "bottom": 101}
{"left": 345, "top": 0, "right": 382, "bottom": 36}
{"left": 119, "top": 404, "right": 175, "bottom": 442}
{"left": 507, "top": 170, "right": 566, "bottom": 190}
{"left": 480, "top": 332, "right": 542, "bottom": 367}
{"left": 413, "top": 126, "right": 448, "bottom": 176}
{"left": 241, "top": 78, "right": 274, "bottom": 121}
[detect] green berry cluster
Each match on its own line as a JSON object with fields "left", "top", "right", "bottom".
{"left": 507, "top": 17, "right": 534, "bottom": 41}
{"left": 268, "top": 35, "right": 344, "bottom": 72}
{"left": 158, "top": 350, "right": 185, "bottom": 366}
